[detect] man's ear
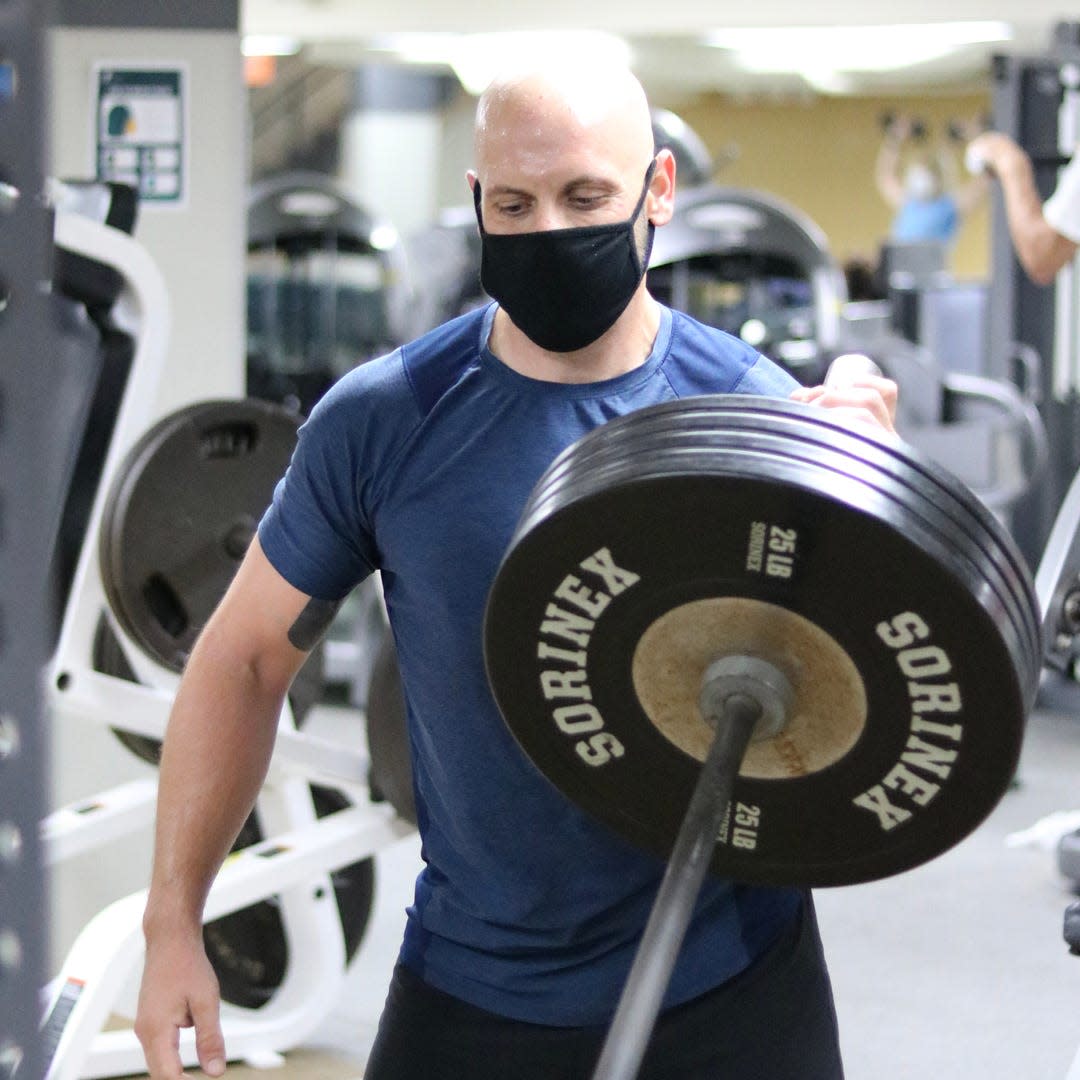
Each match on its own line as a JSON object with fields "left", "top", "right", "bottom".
{"left": 648, "top": 149, "right": 677, "bottom": 226}
{"left": 467, "top": 169, "right": 479, "bottom": 195}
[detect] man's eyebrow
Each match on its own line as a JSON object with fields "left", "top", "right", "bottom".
{"left": 565, "top": 174, "right": 619, "bottom": 188}
{"left": 562, "top": 175, "right": 621, "bottom": 196}
{"left": 483, "top": 176, "right": 620, "bottom": 199}
{"left": 484, "top": 184, "right": 533, "bottom": 199}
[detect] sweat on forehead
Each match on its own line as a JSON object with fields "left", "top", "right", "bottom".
{"left": 474, "top": 62, "right": 653, "bottom": 162}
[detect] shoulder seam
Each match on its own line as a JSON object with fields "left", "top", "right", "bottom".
{"left": 400, "top": 339, "right": 422, "bottom": 414}
{"left": 659, "top": 309, "right": 681, "bottom": 398}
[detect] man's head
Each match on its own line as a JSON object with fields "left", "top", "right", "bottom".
{"left": 903, "top": 155, "right": 944, "bottom": 202}
{"left": 471, "top": 60, "right": 672, "bottom": 236}
{"left": 468, "top": 60, "right": 675, "bottom": 354}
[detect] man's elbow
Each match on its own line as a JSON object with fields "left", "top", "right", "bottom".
{"left": 1015, "top": 225, "right": 1075, "bottom": 285}
{"left": 1020, "top": 227, "right": 1077, "bottom": 286}
{"left": 1023, "top": 250, "right": 1073, "bottom": 287}
{"left": 189, "top": 613, "right": 295, "bottom": 703}
{"left": 1027, "top": 263, "right": 1059, "bottom": 287}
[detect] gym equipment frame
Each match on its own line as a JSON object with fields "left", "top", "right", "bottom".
{"left": 2, "top": 1, "right": 53, "bottom": 1078}
{"left": 38, "top": 204, "right": 414, "bottom": 1080}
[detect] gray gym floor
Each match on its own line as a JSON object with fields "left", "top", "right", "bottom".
{"left": 295, "top": 701, "right": 1080, "bottom": 1080}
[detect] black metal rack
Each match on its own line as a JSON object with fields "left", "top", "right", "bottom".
{"left": 0, "top": 0, "right": 55, "bottom": 1076}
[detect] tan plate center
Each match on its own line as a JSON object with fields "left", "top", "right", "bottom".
{"left": 631, "top": 597, "right": 867, "bottom": 779}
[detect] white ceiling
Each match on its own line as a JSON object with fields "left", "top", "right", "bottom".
{"left": 241, "top": 1, "right": 1078, "bottom": 100}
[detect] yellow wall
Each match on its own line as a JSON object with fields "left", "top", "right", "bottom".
{"left": 674, "top": 91, "right": 993, "bottom": 282}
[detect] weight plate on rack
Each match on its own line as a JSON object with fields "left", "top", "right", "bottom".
{"left": 99, "top": 398, "right": 302, "bottom": 672}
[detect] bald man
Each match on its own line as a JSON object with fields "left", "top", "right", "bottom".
{"left": 134, "top": 61, "right": 893, "bottom": 1080}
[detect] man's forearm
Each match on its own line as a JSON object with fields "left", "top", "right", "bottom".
{"left": 980, "top": 138, "right": 1072, "bottom": 284}
{"left": 875, "top": 140, "right": 904, "bottom": 208}
{"left": 996, "top": 156, "right": 1055, "bottom": 280}
{"left": 143, "top": 629, "right": 287, "bottom": 935}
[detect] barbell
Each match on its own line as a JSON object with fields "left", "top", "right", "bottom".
{"left": 483, "top": 385, "right": 1042, "bottom": 1080}
{"left": 484, "top": 393, "right": 1039, "bottom": 888}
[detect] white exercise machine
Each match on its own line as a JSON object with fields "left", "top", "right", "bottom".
{"left": 38, "top": 188, "right": 414, "bottom": 1080}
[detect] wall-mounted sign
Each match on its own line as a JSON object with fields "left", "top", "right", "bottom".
{"left": 95, "top": 64, "right": 187, "bottom": 206}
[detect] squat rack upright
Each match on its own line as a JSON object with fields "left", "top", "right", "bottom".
{"left": 0, "top": 0, "right": 55, "bottom": 1077}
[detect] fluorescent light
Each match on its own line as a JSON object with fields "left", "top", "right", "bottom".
{"left": 704, "top": 21, "right": 1012, "bottom": 76}
{"left": 242, "top": 35, "right": 302, "bottom": 57}
{"left": 368, "top": 32, "right": 459, "bottom": 64}
{"left": 369, "top": 223, "right": 400, "bottom": 252}
{"left": 371, "top": 31, "right": 633, "bottom": 96}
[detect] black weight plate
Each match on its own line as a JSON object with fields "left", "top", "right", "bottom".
{"left": 528, "top": 395, "right": 1035, "bottom": 620}
{"left": 734, "top": 417, "right": 1041, "bottom": 696}
{"left": 203, "top": 787, "right": 376, "bottom": 1010}
{"left": 521, "top": 400, "right": 1040, "bottom": 694}
{"left": 545, "top": 413, "right": 1040, "bottom": 700}
{"left": 523, "top": 428, "right": 1033, "bottom": 704}
{"left": 528, "top": 433, "right": 1033, "bottom": 730}
{"left": 529, "top": 393, "right": 1037, "bottom": 632}
{"left": 614, "top": 395, "right": 1041, "bottom": 660}
{"left": 673, "top": 399, "right": 1042, "bottom": 679}
{"left": 485, "top": 464, "right": 1026, "bottom": 887}
{"left": 756, "top": 396, "right": 1038, "bottom": 622}
{"left": 716, "top": 410, "right": 1042, "bottom": 697}
{"left": 99, "top": 398, "right": 301, "bottom": 672}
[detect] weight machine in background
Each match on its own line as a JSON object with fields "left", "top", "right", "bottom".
{"left": 36, "top": 189, "right": 415, "bottom": 1079}
{"left": 245, "top": 170, "right": 413, "bottom": 419}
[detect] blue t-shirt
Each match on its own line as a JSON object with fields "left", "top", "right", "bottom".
{"left": 258, "top": 302, "right": 803, "bottom": 1026}
{"left": 890, "top": 194, "right": 959, "bottom": 243}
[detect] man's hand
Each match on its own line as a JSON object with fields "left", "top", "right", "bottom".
{"left": 789, "top": 375, "right": 898, "bottom": 433}
{"left": 134, "top": 932, "right": 226, "bottom": 1079}
{"left": 965, "top": 132, "right": 1030, "bottom": 184}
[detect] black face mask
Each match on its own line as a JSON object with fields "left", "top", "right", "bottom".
{"left": 474, "top": 162, "right": 657, "bottom": 353}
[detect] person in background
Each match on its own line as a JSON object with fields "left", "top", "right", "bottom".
{"left": 876, "top": 113, "right": 987, "bottom": 246}
{"left": 966, "top": 131, "right": 1080, "bottom": 285}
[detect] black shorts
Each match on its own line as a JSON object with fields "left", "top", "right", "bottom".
{"left": 363, "top": 892, "right": 843, "bottom": 1080}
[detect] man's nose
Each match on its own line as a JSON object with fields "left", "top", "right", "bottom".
{"left": 531, "top": 204, "right": 571, "bottom": 232}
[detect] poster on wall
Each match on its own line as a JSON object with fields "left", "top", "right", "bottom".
{"left": 94, "top": 64, "right": 188, "bottom": 208}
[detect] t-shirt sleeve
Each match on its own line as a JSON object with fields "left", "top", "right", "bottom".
{"left": 1044, "top": 152, "right": 1080, "bottom": 245}
{"left": 258, "top": 376, "right": 380, "bottom": 600}
{"left": 732, "top": 350, "right": 800, "bottom": 396}
{"left": 664, "top": 310, "right": 799, "bottom": 397}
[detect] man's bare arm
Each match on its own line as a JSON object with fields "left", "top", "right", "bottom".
{"left": 135, "top": 536, "right": 337, "bottom": 1079}
{"left": 968, "top": 132, "right": 1078, "bottom": 285}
